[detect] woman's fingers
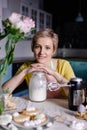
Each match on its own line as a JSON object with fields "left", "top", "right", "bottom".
{"left": 27, "top": 66, "right": 46, "bottom": 73}
{"left": 31, "top": 63, "right": 46, "bottom": 68}
{"left": 29, "top": 63, "right": 54, "bottom": 75}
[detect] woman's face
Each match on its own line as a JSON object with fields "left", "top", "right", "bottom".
{"left": 33, "top": 37, "right": 55, "bottom": 64}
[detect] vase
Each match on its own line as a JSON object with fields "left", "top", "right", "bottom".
{"left": 0, "top": 77, "right": 4, "bottom": 115}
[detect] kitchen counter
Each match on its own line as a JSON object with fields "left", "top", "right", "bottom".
{"left": 56, "top": 48, "right": 87, "bottom": 59}
{"left": 13, "top": 57, "right": 35, "bottom": 63}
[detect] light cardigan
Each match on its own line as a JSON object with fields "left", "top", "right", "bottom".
{"left": 16, "top": 59, "right": 75, "bottom": 97}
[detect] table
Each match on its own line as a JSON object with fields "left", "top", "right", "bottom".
{"left": 1, "top": 97, "right": 87, "bottom": 130}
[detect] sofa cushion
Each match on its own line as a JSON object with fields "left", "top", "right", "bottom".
{"left": 69, "top": 60, "right": 87, "bottom": 81}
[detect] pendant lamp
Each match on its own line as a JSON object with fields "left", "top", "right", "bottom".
{"left": 75, "top": 0, "right": 84, "bottom": 22}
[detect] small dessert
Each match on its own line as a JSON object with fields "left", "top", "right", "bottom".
{"left": 8, "top": 123, "right": 18, "bottom": 130}
{"left": 46, "top": 122, "right": 53, "bottom": 127}
{"left": 12, "top": 106, "right": 47, "bottom": 127}
{"left": 69, "top": 120, "right": 85, "bottom": 130}
{"left": 0, "top": 114, "right": 12, "bottom": 125}
{"left": 13, "top": 114, "right": 29, "bottom": 123}
{"left": 23, "top": 113, "right": 47, "bottom": 127}
{"left": 75, "top": 104, "right": 87, "bottom": 119}
{"left": 35, "top": 113, "right": 46, "bottom": 123}
{"left": 4, "top": 94, "right": 16, "bottom": 110}
{"left": 54, "top": 115, "right": 65, "bottom": 123}
{"left": 21, "top": 106, "right": 40, "bottom": 118}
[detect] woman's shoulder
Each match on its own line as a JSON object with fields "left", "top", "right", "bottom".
{"left": 53, "top": 58, "right": 69, "bottom": 64}
{"left": 52, "top": 58, "right": 69, "bottom": 70}
{"left": 18, "top": 61, "right": 34, "bottom": 70}
{"left": 58, "top": 58, "right": 69, "bottom": 63}
{"left": 24, "top": 61, "right": 35, "bottom": 67}
{"left": 16, "top": 61, "right": 35, "bottom": 74}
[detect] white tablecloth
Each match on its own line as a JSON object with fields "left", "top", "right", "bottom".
{"left": 1, "top": 97, "right": 87, "bottom": 130}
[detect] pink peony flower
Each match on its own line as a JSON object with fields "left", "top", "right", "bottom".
{"left": 23, "top": 17, "right": 35, "bottom": 28}
{"left": 8, "top": 12, "right": 21, "bottom": 25}
{"left": 8, "top": 12, "right": 35, "bottom": 34}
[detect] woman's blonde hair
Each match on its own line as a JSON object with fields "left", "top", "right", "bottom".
{"left": 31, "top": 28, "right": 59, "bottom": 53}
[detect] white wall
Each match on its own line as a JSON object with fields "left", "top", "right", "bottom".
{"left": 0, "top": 0, "right": 3, "bottom": 31}
{"left": 8, "top": 0, "right": 20, "bottom": 14}
{"left": 0, "top": 38, "right": 34, "bottom": 60}
{"left": 0, "top": 37, "right": 7, "bottom": 59}
{"left": 14, "top": 40, "right": 34, "bottom": 59}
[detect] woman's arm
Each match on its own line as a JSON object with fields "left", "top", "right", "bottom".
{"left": 2, "top": 68, "right": 28, "bottom": 93}
{"left": 30, "top": 63, "right": 68, "bottom": 84}
{"left": 51, "top": 70, "right": 68, "bottom": 83}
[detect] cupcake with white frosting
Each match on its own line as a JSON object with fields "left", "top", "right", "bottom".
{"left": 70, "top": 120, "right": 85, "bottom": 130}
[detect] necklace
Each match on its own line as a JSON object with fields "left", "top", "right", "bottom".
{"left": 50, "top": 60, "right": 54, "bottom": 69}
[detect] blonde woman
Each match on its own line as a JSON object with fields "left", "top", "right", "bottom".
{"left": 2, "top": 28, "right": 75, "bottom": 98}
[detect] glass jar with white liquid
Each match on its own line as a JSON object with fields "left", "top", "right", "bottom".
{"left": 29, "top": 72, "right": 47, "bottom": 102}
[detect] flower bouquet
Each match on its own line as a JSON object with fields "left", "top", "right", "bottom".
{"left": 0, "top": 12, "right": 35, "bottom": 77}
{"left": 0, "top": 12, "right": 35, "bottom": 114}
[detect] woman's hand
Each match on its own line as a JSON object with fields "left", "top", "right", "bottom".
{"left": 27, "top": 63, "right": 57, "bottom": 83}
{"left": 27, "top": 63, "right": 68, "bottom": 84}
{"left": 26, "top": 63, "right": 46, "bottom": 73}
{"left": 29, "top": 63, "right": 54, "bottom": 75}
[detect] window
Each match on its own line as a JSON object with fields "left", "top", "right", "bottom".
{"left": 46, "top": 14, "right": 52, "bottom": 28}
{"left": 39, "top": 11, "right": 44, "bottom": 29}
{"left": 21, "top": 3, "right": 29, "bottom": 16}
{"left": 20, "top": 2, "right": 52, "bottom": 37}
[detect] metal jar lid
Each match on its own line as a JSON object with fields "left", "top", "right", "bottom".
{"left": 70, "top": 77, "right": 83, "bottom": 83}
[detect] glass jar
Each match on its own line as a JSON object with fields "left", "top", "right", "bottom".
{"left": 29, "top": 72, "right": 47, "bottom": 102}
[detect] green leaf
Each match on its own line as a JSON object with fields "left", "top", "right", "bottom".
{"left": 5, "top": 38, "right": 10, "bottom": 55}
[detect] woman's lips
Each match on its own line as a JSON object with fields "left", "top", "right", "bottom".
{"left": 38, "top": 56, "right": 46, "bottom": 59}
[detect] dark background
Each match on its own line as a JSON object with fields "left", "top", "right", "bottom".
{"left": 43, "top": 0, "right": 87, "bottom": 48}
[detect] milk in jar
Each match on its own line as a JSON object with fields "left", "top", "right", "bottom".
{"left": 29, "top": 72, "right": 47, "bottom": 102}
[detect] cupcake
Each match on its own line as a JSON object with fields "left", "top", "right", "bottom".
{"left": 75, "top": 104, "right": 86, "bottom": 119}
